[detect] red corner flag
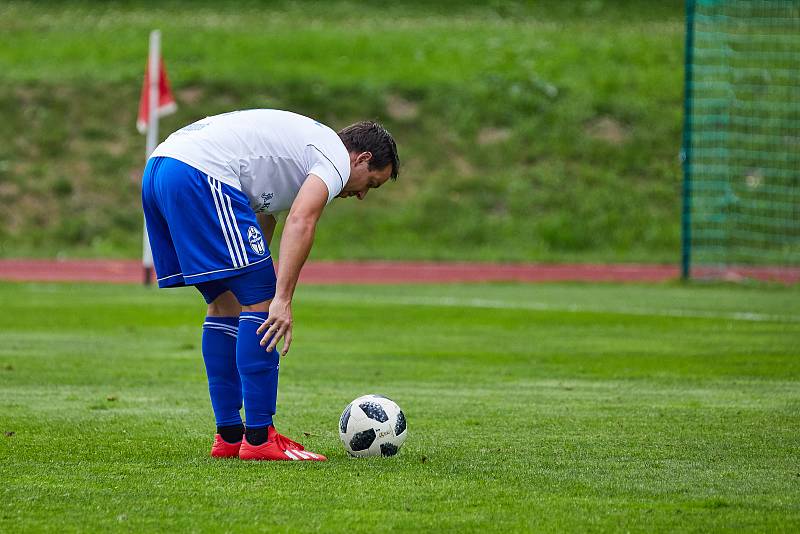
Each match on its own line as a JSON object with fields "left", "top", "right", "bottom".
{"left": 137, "top": 56, "right": 177, "bottom": 134}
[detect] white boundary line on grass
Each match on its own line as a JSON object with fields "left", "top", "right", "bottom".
{"left": 305, "top": 293, "right": 800, "bottom": 323}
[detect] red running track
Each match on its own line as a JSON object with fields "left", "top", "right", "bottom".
{"left": 0, "top": 259, "right": 797, "bottom": 284}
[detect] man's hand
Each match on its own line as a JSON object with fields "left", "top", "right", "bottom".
{"left": 257, "top": 297, "right": 293, "bottom": 356}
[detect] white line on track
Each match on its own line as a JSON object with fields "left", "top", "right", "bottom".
{"left": 304, "top": 294, "right": 800, "bottom": 323}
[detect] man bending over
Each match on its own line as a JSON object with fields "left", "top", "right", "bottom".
{"left": 141, "top": 109, "right": 399, "bottom": 461}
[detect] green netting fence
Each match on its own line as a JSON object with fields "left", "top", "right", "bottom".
{"left": 682, "top": 0, "right": 800, "bottom": 279}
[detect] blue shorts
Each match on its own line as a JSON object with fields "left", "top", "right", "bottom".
{"left": 142, "top": 156, "right": 276, "bottom": 305}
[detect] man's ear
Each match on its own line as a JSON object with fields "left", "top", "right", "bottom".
{"left": 358, "top": 151, "right": 373, "bottom": 165}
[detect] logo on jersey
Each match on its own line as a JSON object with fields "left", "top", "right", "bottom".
{"left": 247, "top": 226, "right": 265, "bottom": 256}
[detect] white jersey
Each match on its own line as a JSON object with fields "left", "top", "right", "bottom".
{"left": 151, "top": 109, "right": 350, "bottom": 214}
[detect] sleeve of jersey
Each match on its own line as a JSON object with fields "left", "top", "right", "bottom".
{"left": 306, "top": 147, "right": 346, "bottom": 204}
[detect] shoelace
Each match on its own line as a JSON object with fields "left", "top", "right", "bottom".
{"left": 275, "top": 433, "right": 304, "bottom": 451}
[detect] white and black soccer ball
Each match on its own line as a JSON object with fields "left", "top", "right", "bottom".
{"left": 339, "top": 394, "right": 407, "bottom": 457}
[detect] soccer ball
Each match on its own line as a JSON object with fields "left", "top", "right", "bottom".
{"left": 339, "top": 394, "right": 407, "bottom": 457}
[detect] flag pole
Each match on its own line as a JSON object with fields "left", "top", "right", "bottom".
{"left": 142, "top": 29, "right": 160, "bottom": 286}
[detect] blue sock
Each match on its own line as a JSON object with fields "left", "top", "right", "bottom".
{"left": 201, "top": 317, "right": 243, "bottom": 427}
{"left": 237, "top": 312, "right": 279, "bottom": 430}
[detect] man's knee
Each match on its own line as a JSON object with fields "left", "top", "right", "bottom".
{"left": 207, "top": 291, "right": 242, "bottom": 317}
{"left": 241, "top": 300, "right": 270, "bottom": 313}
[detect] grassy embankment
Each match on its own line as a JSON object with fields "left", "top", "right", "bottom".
{"left": 0, "top": 1, "right": 684, "bottom": 263}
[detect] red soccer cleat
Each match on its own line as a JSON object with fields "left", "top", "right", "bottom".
{"left": 211, "top": 434, "right": 242, "bottom": 458}
{"left": 239, "top": 426, "right": 327, "bottom": 461}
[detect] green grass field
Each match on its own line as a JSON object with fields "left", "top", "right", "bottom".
{"left": 1, "top": 280, "right": 798, "bottom": 531}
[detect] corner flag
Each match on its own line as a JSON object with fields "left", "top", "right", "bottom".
{"left": 139, "top": 30, "right": 177, "bottom": 286}
{"left": 136, "top": 51, "right": 177, "bottom": 134}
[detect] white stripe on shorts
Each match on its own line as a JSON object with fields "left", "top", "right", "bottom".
{"left": 224, "top": 192, "right": 250, "bottom": 267}
{"left": 157, "top": 272, "right": 184, "bottom": 282}
{"left": 211, "top": 177, "right": 247, "bottom": 268}
{"left": 181, "top": 255, "right": 272, "bottom": 280}
{"left": 207, "top": 176, "right": 241, "bottom": 268}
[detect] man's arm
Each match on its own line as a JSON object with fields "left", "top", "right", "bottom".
{"left": 257, "top": 175, "right": 329, "bottom": 355}
{"left": 256, "top": 212, "right": 278, "bottom": 247}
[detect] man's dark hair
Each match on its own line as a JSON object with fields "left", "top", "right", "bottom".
{"left": 338, "top": 121, "right": 399, "bottom": 179}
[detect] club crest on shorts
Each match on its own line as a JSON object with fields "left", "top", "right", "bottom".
{"left": 247, "top": 226, "right": 265, "bottom": 256}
